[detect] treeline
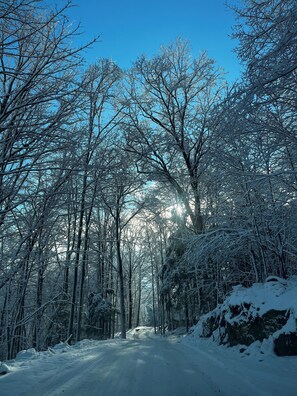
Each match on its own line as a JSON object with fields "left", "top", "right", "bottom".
{"left": 0, "top": 0, "right": 296, "bottom": 359}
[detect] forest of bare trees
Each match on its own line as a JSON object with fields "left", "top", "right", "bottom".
{"left": 0, "top": 0, "right": 296, "bottom": 360}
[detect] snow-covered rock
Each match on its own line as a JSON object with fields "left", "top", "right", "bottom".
{"left": 189, "top": 277, "right": 297, "bottom": 356}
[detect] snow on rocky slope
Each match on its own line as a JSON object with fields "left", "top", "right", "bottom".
{"left": 187, "top": 276, "right": 297, "bottom": 356}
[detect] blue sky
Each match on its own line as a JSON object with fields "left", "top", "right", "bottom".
{"left": 66, "top": 0, "right": 242, "bottom": 82}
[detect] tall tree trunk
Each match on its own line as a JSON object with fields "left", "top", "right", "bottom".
{"left": 68, "top": 172, "right": 88, "bottom": 342}
{"left": 76, "top": 229, "right": 89, "bottom": 341}
{"left": 77, "top": 179, "right": 97, "bottom": 341}
{"left": 136, "top": 265, "right": 142, "bottom": 328}
{"left": 128, "top": 249, "right": 133, "bottom": 330}
{"left": 151, "top": 253, "right": 156, "bottom": 333}
{"left": 115, "top": 211, "right": 126, "bottom": 339}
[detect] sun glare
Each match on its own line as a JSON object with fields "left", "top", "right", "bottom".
{"left": 162, "top": 203, "right": 185, "bottom": 219}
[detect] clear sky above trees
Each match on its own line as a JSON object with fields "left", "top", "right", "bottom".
{"left": 66, "top": 0, "right": 243, "bottom": 82}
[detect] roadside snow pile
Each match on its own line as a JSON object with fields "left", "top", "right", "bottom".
{"left": 0, "top": 362, "right": 11, "bottom": 376}
{"left": 188, "top": 276, "right": 297, "bottom": 356}
{"left": 0, "top": 340, "right": 89, "bottom": 376}
{"left": 15, "top": 348, "right": 39, "bottom": 361}
{"left": 127, "top": 326, "right": 155, "bottom": 339}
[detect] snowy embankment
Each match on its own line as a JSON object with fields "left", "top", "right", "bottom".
{"left": 0, "top": 325, "right": 297, "bottom": 396}
{"left": 187, "top": 276, "right": 297, "bottom": 356}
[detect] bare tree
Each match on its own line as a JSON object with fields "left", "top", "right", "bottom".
{"left": 0, "top": 0, "right": 93, "bottom": 229}
{"left": 123, "top": 39, "right": 224, "bottom": 233}
{"left": 67, "top": 59, "right": 122, "bottom": 342}
{"left": 0, "top": 0, "right": 96, "bottom": 359}
{"left": 101, "top": 148, "right": 145, "bottom": 339}
{"left": 232, "top": 0, "right": 297, "bottom": 99}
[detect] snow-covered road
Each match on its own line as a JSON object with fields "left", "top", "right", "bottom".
{"left": 38, "top": 338, "right": 220, "bottom": 396}
{"left": 1, "top": 328, "right": 297, "bottom": 395}
{"left": 1, "top": 337, "right": 221, "bottom": 396}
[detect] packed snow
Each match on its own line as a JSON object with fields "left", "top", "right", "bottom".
{"left": 1, "top": 325, "right": 297, "bottom": 395}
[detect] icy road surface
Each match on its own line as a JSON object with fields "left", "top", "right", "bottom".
{"left": 1, "top": 327, "right": 297, "bottom": 395}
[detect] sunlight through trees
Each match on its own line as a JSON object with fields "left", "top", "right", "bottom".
{"left": 0, "top": 0, "right": 296, "bottom": 360}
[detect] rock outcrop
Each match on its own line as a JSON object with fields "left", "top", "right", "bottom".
{"left": 192, "top": 277, "right": 297, "bottom": 356}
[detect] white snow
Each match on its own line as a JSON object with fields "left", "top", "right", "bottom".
{"left": 191, "top": 276, "right": 297, "bottom": 348}
{"left": 182, "top": 335, "right": 297, "bottom": 396}
{"left": 224, "top": 276, "right": 297, "bottom": 321}
{"left": 0, "top": 326, "right": 297, "bottom": 396}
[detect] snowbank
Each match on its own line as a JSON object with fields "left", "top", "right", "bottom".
{"left": 188, "top": 276, "right": 297, "bottom": 356}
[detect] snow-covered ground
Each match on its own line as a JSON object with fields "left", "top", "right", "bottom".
{"left": 1, "top": 326, "right": 297, "bottom": 396}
